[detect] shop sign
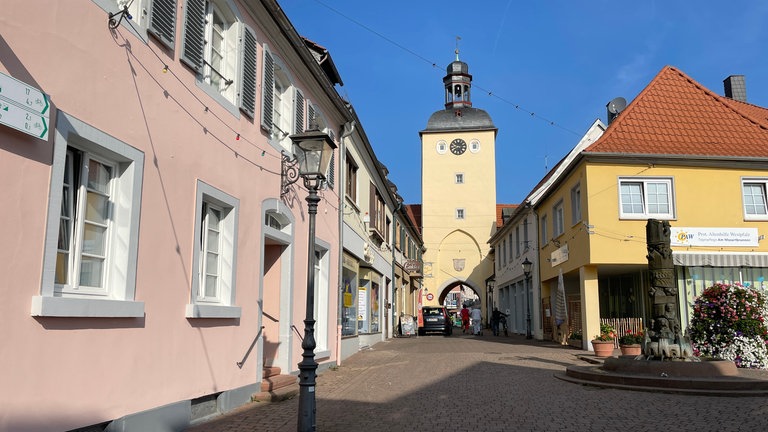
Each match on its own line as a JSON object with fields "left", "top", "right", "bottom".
{"left": 403, "top": 259, "right": 421, "bottom": 273}
{"left": 550, "top": 243, "right": 569, "bottom": 266}
{"left": 671, "top": 227, "right": 758, "bottom": 247}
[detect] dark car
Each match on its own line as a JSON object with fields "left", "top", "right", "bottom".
{"left": 419, "top": 306, "right": 452, "bottom": 336}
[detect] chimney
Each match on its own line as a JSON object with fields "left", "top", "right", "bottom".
{"left": 724, "top": 75, "right": 747, "bottom": 102}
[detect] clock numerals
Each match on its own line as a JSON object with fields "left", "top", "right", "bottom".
{"left": 450, "top": 138, "right": 467, "bottom": 155}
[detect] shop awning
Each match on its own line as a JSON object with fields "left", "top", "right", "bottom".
{"left": 673, "top": 251, "right": 768, "bottom": 267}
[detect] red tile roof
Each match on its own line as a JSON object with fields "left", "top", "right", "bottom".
{"left": 404, "top": 204, "right": 422, "bottom": 235}
{"left": 585, "top": 66, "right": 768, "bottom": 158}
{"left": 496, "top": 204, "right": 518, "bottom": 228}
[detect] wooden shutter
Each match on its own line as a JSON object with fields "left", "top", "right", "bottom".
{"left": 239, "top": 25, "right": 257, "bottom": 118}
{"left": 180, "top": 0, "right": 206, "bottom": 72}
{"left": 261, "top": 47, "right": 274, "bottom": 131}
{"left": 148, "top": 0, "right": 177, "bottom": 49}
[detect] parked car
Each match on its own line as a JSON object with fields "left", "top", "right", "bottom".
{"left": 419, "top": 306, "right": 452, "bottom": 336}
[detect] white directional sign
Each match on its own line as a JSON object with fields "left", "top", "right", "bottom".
{"left": 0, "top": 72, "right": 50, "bottom": 140}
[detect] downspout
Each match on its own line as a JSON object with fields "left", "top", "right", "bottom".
{"left": 391, "top": 200, "right": 403, "bottom": 338}
{"left": 336, "top": 120, "right": 356, "bottom": 365}
{"left": 528, "top": 201, "right": 540, "bottom": 340}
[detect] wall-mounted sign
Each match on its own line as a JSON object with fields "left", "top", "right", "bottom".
{"left": 0, "top": 72, "right": 49, "bottom": 140}
{"left": 403, "top": 259, "right": 421, "bottom": 273}
{"left": 671, "top": 227, "right": 758, "bottom": 247}
{"left": 550, "top": 243, "right": 569, "bottom": 266}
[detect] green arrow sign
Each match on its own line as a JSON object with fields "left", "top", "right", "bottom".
{"left": 0, "top": 72, "right": 49, "bottom": 115}
{"left": 0, "top": 100, "right": 49, "bottom": 140}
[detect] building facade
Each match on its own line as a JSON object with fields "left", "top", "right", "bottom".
{"left": 0, "top": 0, "right": 369, "bottom": 430}
{"left": 418, "top": 55, "right": 497, "bottom": 321}
{"left": 533, "top": 67, "right": 768, "bottom": 351}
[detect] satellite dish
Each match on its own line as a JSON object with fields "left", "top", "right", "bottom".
{"left": 607, "top": 97, "right": 627, "bottom": 114}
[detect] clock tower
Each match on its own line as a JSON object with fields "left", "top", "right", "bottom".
{"left": 419, "top": 52, "right": 497, "bottom": 314}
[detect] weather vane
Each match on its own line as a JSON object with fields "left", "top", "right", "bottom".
{"left": 455, "top": 36, "right": 461, "bottom": 60}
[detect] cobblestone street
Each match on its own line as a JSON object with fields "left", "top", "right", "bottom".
{"left": 186, "top": 334, "right": 768, "bottom": 432}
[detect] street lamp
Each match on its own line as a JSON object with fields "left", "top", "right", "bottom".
{"left": 486, "top": 276, "right": 495, "bottom": 328}
{"left": 290, "top": 126, "right": 336, "bottom": 432}
{"left": 522, "top": 258, "right": 533, "bottom": 339}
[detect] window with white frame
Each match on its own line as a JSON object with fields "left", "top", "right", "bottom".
{"left": 180, "top": 0, "right": 257, "bottom": 117}
{"left": 261, "top": 47, "right": 305, "bottom": 151}
{"left": 553, "top": 200, "right": 564, "bottom": 237}
{"left": 515, "top": 226, "right": 520, "bottom": 257}
{"left": 33, "top": 112, "right": 144, "bottom": 317}
{"left": 618, "top": 177, "right": 674, "bottom": 219}
{"left": 501, "top": 239, "right": 506, "bottom": 265}
{"left": 540, "top": 214, "right": 548, "bottom": 246}
{"left": 571, "top": 183, "right": 581, "bottom": 225}
{"left": 507, "top": 233, "right": 513, "bottom": 263}
{"left": 187, "top": 181, "right": 241, "bottom": 318}
{"left": 456, "top": 208, "right": 465, "bottom": 219}
{"left": 742, "top": 179, "right": 768, "bottom": 219}
{"left": 455, "top": 173, "right": 464, "bottom": 184}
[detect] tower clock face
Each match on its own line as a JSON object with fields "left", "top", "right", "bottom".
{"left": 450, "top": 138, "right": 467, "bottom": 155}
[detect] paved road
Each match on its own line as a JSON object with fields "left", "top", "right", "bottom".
{"left": 186, "top": 333, "right": 768, "bottom": 432}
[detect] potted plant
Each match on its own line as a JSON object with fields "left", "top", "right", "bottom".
{"left": 618, "top": 330, "right": 644, "bottom": 356}
{"left": 567, "top": 331, "right": 582, "bottom": 348}
{"left": 591, "top": 323, "right": 616, "bottom": 357}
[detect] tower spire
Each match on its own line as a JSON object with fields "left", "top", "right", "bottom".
{"left": 455, "top": 36, "right": 461, "bottom": 61}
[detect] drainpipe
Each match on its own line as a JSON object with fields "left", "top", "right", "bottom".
{"left": 391, "top": 199, "right": 403, "bottom": 338}
{"left": 336, "top": 120, "right": 356, "bottom": 366}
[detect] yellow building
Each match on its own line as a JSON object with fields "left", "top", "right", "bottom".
{"left": 418, "top": 54, "right": 497, "bottom": 319}
{"left": 535, "top": 67, "right": 768, "bottom": 351}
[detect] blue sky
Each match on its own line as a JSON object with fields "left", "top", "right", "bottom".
{"left": 279, "top": 0, "right": 768, "bottom": 205}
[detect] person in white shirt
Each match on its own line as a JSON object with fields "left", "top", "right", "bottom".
{"left": 470, "top": 307, "right": 483, "bottom": 335}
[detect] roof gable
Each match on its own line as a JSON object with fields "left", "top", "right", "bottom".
{"left": 585, "top": 66, "right": 768, "bottom": 158}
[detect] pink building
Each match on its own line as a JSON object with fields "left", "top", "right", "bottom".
{"left": 0, "top": 1, "right": 347, "bottom": 430}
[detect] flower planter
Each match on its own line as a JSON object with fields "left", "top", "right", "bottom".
{"left": 591, "top": 340, "right": 615, "bottom": 358}
{"left": 619, "top": 344, "right": 642, "bottom": 356}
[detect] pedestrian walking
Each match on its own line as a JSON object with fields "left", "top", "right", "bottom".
{"left": 491, "top": 307, "right": 508, "bottom": 336}
{"left": 470, "top": 306, "right": 483, "bottom": 335}
{"left": 460, "top": 305, "right": 470, "bottom": 333}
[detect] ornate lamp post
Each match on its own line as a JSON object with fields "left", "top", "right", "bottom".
{"left": 289, "top": 127, "right": 336, "bottom": 432}
{"left": 522, "top": 258, "right": 533, "bottom": 339}
{"left": 486, "top": 276, "right": 495, "bottom": 327}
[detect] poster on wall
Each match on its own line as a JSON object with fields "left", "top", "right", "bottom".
{"left": 358, "top": 288, "right": 367, "bottom": 321}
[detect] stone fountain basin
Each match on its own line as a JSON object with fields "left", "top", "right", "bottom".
{"left": 602, "top": 356, "right": 738, "bottom": 378}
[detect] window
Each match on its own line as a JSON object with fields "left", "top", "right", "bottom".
{"left": 508, "top": 234, "right": 513, "bottom": 263}
{"left": 456, "top": 208, "right": 465, "bottom": 219}
{"left": 618, "top": 177, "right": 674, "bottom": 219}
{"left": 515, "top": 226, "right": 520, "bottom": 257}
{"left": 455, "top": 173, "right": 464, "bottom": 184}
{"left": 187, "top": 181, "right": 240, "bottom": 318}
{"left": 34, "top": 112, "right": 144, "bottom": 317}
{"left": 541, "top": 214, "right": 548, "bottom": 246}
{"left": 181, "top": 0, "right": 257, "bottom": 116}
{"left": 261, "top": 47, "right": 305, "bottom": 151}
{"left": 571, "top": 183, "right": 581, "bottom": 224}
{"left": 553, "top": 200, "right": 564, "bottom": 237}
{"left": 501, "top": 239, "right": 506, "bottom": 265}
{"left": 742, "top": 179, "right": 768, "bottom": 220}
{"left": 523, "top": 218, "right": 530, "bottom": 252}
{"left": 345, "top": 154, "right": 358, "bottom": 203}
{"left": 369, "top": 184, "right": 386, "bottom": 241}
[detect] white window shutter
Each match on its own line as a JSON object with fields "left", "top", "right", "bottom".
{"left": 180, "top": 0, "right": 206, "bottom": 72}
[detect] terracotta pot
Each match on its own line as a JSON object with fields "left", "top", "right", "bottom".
{"left": 591, "top": 340, "right": 615, "bottom": 358}
{"left": 620, "top": 344, "right": 642, "bottom": 356}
